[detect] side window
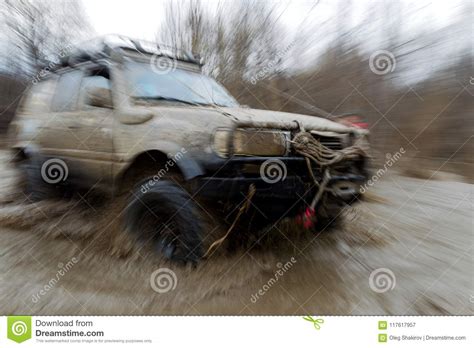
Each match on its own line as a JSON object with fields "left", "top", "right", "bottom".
{"left": 79, "top": 67, "right": 112, "bottom": 109}
{"left": 21, "top": 78, "right": 58, "bottom": 113}
{"left": 51, "top": 70, "right": 83, "bottom": 112}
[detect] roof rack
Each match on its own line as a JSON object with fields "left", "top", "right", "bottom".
{"left": 52, "top": 34, "right": 203, "bottom": 71}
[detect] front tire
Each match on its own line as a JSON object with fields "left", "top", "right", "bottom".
{"left": 124, "top": 180, "right": 203, "bottom": 263}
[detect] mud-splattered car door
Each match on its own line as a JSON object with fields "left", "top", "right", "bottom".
{"left": 38, "top": 67, "right": 115, "bottom": 186}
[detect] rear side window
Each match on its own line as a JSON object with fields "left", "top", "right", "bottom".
{"left": 21, "top": 78, "right": 57, "bottom": 113}
{"left": 51, "top": 70, "right": 83, "bottom": 112}
{"left": 78, "top": 74, "right": 112, "bottom": 109}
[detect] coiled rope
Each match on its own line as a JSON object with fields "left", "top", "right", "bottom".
{"left": 291, "top": 131, "right": 368, "bottom": 167}
{"left": 291, "top": 129, "right": 369, "bottom": 210}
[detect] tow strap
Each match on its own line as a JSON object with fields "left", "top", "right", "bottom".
{"left": 203, "top": 184, "right": 256, "bottom": 259}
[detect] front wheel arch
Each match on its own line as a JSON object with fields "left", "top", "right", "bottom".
{"left": 118, "top": 149, "right": 204, "bottom": 190}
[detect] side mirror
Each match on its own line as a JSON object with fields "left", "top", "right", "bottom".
{"left": 86, "top": 87, "right": 113, "bottom": 108}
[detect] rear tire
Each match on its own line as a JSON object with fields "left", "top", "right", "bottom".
{"left": 124, "top": 180, "right": 203, "bottom": 264}
{"left": 19, "top": 155, "right": 60, "bottom": 201}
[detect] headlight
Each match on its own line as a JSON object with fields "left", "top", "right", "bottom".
{"left": 213, "top": 129, "right": 232, "bottom": 157}
{"left": 213, "top": 128, "right": 290, "bottom": 157}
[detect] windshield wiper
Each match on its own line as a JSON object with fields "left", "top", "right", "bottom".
{"left": 132, "top": 96, "right": 208, "bottom": 106}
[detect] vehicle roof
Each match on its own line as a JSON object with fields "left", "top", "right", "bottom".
{"left": 44, "top": 35, "right": 203, "bottom": 73}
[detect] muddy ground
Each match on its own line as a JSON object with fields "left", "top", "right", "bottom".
{"left": 0, "top": 150, "right": 472, "bottom": 315}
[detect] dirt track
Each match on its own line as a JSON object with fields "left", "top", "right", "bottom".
{"left": 0, "top": 150, "right": 472, "bottom": 315}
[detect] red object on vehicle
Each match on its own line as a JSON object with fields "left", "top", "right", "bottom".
{"left": 336, "top": 114, "right": 369, "bottom": 129}
{"left": 296, "top": 207, "right": 316, "bottom": 229}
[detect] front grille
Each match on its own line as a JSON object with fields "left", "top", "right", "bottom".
{"left": 312, "top": 135, "right": 343, "bottom": 150}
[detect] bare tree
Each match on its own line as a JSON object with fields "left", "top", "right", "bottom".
{"left": 1, "top": 0, "right": 92, "bottom": 75}
{"left": 157, "top": 0, "right": 283, "bottom": 84}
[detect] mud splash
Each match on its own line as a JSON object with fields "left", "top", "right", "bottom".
{"left": 0, "top": 152, "right": 471, "bottom": 315}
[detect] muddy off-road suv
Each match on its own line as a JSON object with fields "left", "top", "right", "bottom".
{"left": 9, "top": 36, "right": 370, "bottom": 263}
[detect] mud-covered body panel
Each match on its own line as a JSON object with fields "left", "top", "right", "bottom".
{"left": 111, "top": 104, "right": 367, "bottom": 175}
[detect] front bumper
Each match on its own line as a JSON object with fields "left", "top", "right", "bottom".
{"left": 194, "top": 156, "right": 366, "bottom": 205}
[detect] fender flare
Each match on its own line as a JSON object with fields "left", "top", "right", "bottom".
{"left": 174, "top": 153, "right": 205, "bottom": 180}
{"left": 10, "top": 144, "right": 41, "bottom": 162}
{"left": 124, "top": 141, "right": 205, "bottom": 181}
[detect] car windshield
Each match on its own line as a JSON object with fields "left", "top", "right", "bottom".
{"left": 124, "top": 60, "right": 239, "bottom": 107}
